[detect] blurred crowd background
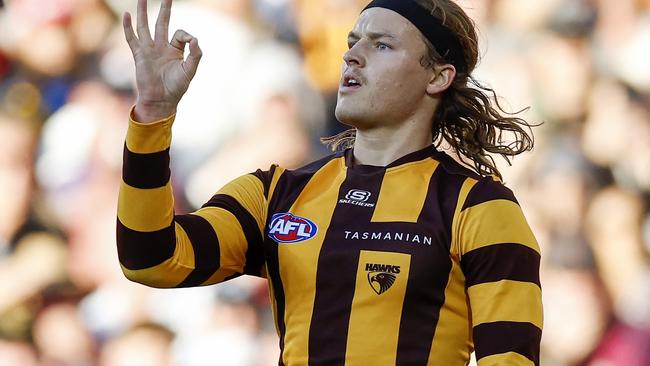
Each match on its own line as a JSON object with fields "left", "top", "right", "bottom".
{"left": 1, "top": 0, "right": 649, "bottom": 365}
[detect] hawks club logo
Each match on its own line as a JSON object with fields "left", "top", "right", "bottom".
{"left": 268, "top": 213, "right": 318, "bottom": 244}
{"left": 365, "top": 263, "right": 400, "bottom": 295}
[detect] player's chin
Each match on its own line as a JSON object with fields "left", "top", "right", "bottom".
{"left": 334, "top": 103, "right": 368, "bottom": 127}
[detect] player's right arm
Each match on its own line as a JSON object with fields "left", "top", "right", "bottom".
{"left": 117, "top": 0, "right": 270, "bottom": 288}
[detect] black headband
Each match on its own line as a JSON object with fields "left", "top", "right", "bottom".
{"left": 362, "top": 0, "right": 465, "bottom": 72}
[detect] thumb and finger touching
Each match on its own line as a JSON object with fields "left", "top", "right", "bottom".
{"left": 122, "top": 0, "right": 202, "bottom": 84}
{"left": 172, "top": 30, "right": 202, "bottom": 80}
{"left": 177, "top": 33, "right": 203, "bottom": 79}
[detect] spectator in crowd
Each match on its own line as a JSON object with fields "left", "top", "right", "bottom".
{"left": 0, "top": 109, "right": 67, "bottom": 342}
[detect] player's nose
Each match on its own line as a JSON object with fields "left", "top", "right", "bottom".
{"left": 343, "top": 43, "right": 365, "bottom": 68}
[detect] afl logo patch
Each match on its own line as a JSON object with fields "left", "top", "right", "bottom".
{"left": 268, "top": 213, "right": 318, "bottom": 244}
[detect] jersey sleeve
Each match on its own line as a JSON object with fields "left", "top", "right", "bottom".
{"left": 455, "top": 176, "right": 543, "bottom": 366}
{"left": 116, "top": 107, "right": 278, "bottom": 288}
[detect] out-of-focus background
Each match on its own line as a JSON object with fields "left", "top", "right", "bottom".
{"left": 0, "top": 0, "right": 649, "bottom": 365}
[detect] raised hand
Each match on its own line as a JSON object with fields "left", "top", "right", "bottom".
{"left": 123, "top": 0, "right": 202, "bottom": 123}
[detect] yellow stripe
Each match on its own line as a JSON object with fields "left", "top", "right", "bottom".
{"left": 216, "top": 174, "right": 266, "bottom": 233}
{"left": 371, "top": 159, "right": 439, "bottom": 223}
{"left": 450, "top": 178, "right": 478, "bottom": 256}
{"left": 477, "top": 352, "right": 535, "bottom": 366}
{"left": 467, "top": 280, "right": 543, "bottom": 329}
{"left": 120, "top": 222, "right": 195, "bottom": 287}
{"left": 126, "top": 106, "right": 175, "bottom": 154}
{"left": 200, "top": 268, "right": 239, "bottom": 286}
{"left": 345, "top": 251, "right": 411, "bottom": 365}
{"left": 266, "top": 267, "right": 280, "bottom": 337}
{"left": 193, "top": 207, "right": 248, "bottom": 279}
{"left": 458, "top": 200, "right": 539, "bottom": 255}
{"left": 279, "top": 157, "right": 346, "bottom": 364}
{"left": 427, "top": 258, "right": 472, "bottom": 365}
{"left": 118, "top": 180, "right": 174, "bottom": 232}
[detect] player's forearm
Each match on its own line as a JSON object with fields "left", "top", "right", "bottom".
{"left": 116, "top": 107, "right": 180, "bottom": 286}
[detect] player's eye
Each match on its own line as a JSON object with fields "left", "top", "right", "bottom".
{"left": 376, "top": 42, "right": 391, "bottom": 50}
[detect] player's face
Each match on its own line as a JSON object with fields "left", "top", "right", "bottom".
{"left": 335, "top": 8, "right": 434, "bottom": 129}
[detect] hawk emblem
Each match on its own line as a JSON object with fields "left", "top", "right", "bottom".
{"left": 367, "top": 272, "right": 396, "bottom": 295}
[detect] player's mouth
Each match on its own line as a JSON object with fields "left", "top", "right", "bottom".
{"left": 340, "top": 71, "right": 364, "bottom": 93}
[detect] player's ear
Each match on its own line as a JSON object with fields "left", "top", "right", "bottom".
{"left": 426, "top": 64, "right": 456, "bottom": 96}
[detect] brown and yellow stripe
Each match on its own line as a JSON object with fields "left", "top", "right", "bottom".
{"left": 118, "top": 111, "right": 543, "bottom": 366}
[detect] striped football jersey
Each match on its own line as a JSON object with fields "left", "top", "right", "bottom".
{"left": 117, "top": 109, "right": 542, "bottom": 366}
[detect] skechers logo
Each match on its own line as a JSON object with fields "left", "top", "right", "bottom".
{"left": 339, "top": 189, "right": 375, "bottom": 207}
{"left": 346, "top": 189, "right": 371, "bottom": 201}
{"left": 365, "top": 263, "right": 400, "bottom": 295}
{"left": 268, "top": 213, "right": 318, "bottom": 244}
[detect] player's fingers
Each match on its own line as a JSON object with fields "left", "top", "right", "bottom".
{"left": 154, "top": 0, "right": 172, "bottom": 43}
{"left": 183, "top": 38, "right": 202, "bottom": 80}
{"left": 122, "top": 12, "right": 139, "bottom": 53}
{"left": 136, "top": 0, "right": 153, "bottom": 42}
{"left": 169, "top": 29, "right": 192, "bottom": 52}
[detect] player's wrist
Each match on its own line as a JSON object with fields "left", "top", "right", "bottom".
{"left": 133, "top": 100, "right": 177, "bottom": 124}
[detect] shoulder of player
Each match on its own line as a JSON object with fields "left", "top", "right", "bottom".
{"left": 460, "top": 175, "right": 518, "bottom": 212}
{"left": 428, "top": 148, "right": 481, "bottom": 180}
{"left": 248, "top": 151, "right": 345, "bottom": 203}
{"left": 428, "top": 150, "right": 518, "bottom": 210}
{"left": 282, "top": 150, "right": 345, "bottom": 177}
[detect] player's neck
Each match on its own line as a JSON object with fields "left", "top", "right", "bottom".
{"left": 351, "top": 120, "right": 433, "bottom": 167}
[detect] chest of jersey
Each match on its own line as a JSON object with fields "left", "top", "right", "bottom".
{"left": 262, "top": 158, "right": 467, "bottom": 364}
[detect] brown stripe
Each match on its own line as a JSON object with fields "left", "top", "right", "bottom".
{"left": 461, "top": 177, "right": 518, "bottom": 211}
{"left": 431, "top": 148, "right": 482, "bottom": 180}
{"left": 395, "top": 168, "right": 465, "bottom": 364}
{"left": 175, "top": 214, "right": 221, "bottom": 287}
{"left": 202, "top": 194, "right": 265, "bottom": 277}
{"left": 473, "top": 321, "right": 541, "bottom": 365}
{"left": 461, "top": 243, "right": 541, "bottom": 287}
{"left": 264, "top": 242, "right": 285, "bottom": 366}
{"left": 308, "top": 166, "right": 385, "bottom": 365}
{"left": 251, "top": 165, "right": 277, "bottom": 199}
{"left": 224, "top": 272, "right": 243, "bottom": 281}
{"left": 266, "top": 152, "right": 343, "bottom": 364}
{"left": 386, "top": 144, "right": 439, "bottom": 167}
{"left": 122, "top": 145, "right": 170, "bottom": 189}
{"left": 116, "top": 218, "right": 175, "bottom": 270}
{"left": 269, "top": 154, "right": 340, "bottom": 211}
